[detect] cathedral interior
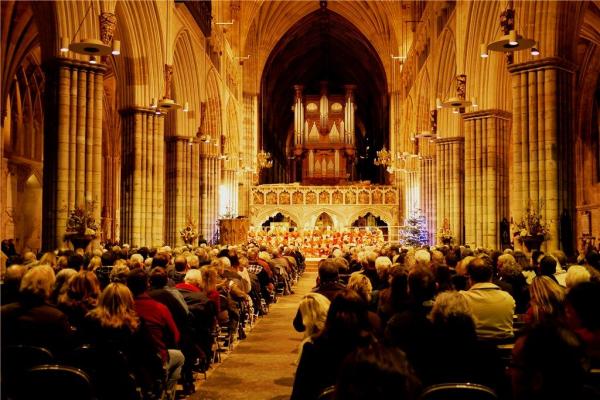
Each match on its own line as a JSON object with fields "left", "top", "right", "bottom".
{"left": 1, "top": 0, "right": 600, "bottom": 255}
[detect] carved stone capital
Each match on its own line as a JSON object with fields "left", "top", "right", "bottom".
{"left": 99, "top": 12, "right": 117, "bottom": 45}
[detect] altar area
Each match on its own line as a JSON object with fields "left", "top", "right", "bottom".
{"left": 248, "top": 82, "right": 400, "bottom": 254}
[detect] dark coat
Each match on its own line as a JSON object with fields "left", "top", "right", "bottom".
{"left": 1, "top": 298, "right": 73, "bottom": 355}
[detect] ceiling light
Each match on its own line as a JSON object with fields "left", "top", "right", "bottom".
{"left": 150, "top": 98, "right": 157, "bottom": 109}
{"left": 89, "top": 55, "right": 97, "bottom": 64}
{"left": 530, "top": 43, "right": 540, "bottom": 56}
{"left": 436, "top": 98, "right": 443, "bottom": 109}
{"left": 442, "top": 97, "right": 472, "bottom": 109}
{"left": 183, "top": 102, "right": 189, "bottom": 113}
{"left": 60, "top": 37, "right": 69, "bottom": 53}
{"left": 158, "top": 98, "right": 182, "bottom": 110}
{"left": 480, "top": 43, "right": 488, "bottom": 58}
{"left": 472, "top": 97, "right": 479, "bottom": 108}
{"left": 111, "top": 40, "right": 120, "bottom": 55}
{"left": 508, "top": 30, "right": 518, "bottom": 46}
{"left": 70, "top": 38, "right": 112, "bottom": 56}
{"left": 452, "top": 107, "right": 459, "bottom": 114}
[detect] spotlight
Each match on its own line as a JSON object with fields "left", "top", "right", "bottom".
{"left": 452, "top": 107, "right": 459, "bottom": 114}
{"left": 60, "top": 37, "right": 69, "bottom": 53}
{"left": 436, "top": 98, "right": 443, "bottom": 109}
{"left": 183, "top": 102, "right": 189, "bottom": 113}
{"left": 530, "top": 43, "right": 540, "bottom": 56}
{"left": 508, "top": 30, "right": 518, "bottom": 46}
{"left": 89, "top": 55, "right": 97, "bottom": 64}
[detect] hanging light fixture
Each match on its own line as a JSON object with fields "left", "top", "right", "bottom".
{"left": 89, "top": 55, "right": 97, "bottom": 64}
{"left": 61, "top": 2, "right": 120, "bottom": 58}
{"left": 530, "top": 42, "right": 540, "bottom": 56}
{"left": 482, "top": 6, "right": 537, "bottom": 56}
{"left": 257, "top": 59, "right": 272, "bottom": 170}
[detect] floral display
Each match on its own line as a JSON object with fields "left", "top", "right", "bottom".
{"left": 180, "top": 217, "right": 199, "bottom": 245}
{"left": 65, "top": 205, "right": 99, "bottom": 237}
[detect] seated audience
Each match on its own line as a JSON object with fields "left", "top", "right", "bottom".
{"left": 1, "top": 264, "right": 27, "bottom": 305}
{"left": 510, "top": 323, "right": 589, "bottom": 400}
{"left": 1, "top": 265, "right": 72, "bottom": 355}
{"left": 565, "top": 265, "right": 591, "bottom": 291}
{"left": 291, "top": 289, "right": 374, "bottom": 400}
{"left": 427, "top": 291, "right": 504, "bottom": 389}
{"left": 347, "top": 272, "right": 381, "bottom": 335}
{"left": 525, "top": 275, "right": 565, "bottom": 325}
{"left": 460, "top": 257, "right": 515, "bottom": 341}
{"left": 565, "top": 281, "right": 600, "bottom": 367}
{"left": 57, "top": 270, "right": 101, "bottom": 332}
{"left": 295, "top": 292, "right": 330, "bottom": 363}
{"left": 335, "top": 343, "right": 421, "bottom": 400}
{"left": 127, "top": 268, "right": 184, "bottom": 393}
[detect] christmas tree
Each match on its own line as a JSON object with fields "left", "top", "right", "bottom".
{"left": 400, "top": 210, "right": 429, "bottom": 247}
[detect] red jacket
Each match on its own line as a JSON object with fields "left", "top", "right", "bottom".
{"left": 134, "top": 294, "right": 180, "bottom": 363}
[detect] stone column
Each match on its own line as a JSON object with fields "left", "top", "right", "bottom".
{"left": 42, "top": 59, "right": 105, "bottom": 249}
{"left": 509, "top": 58, "right": 575, "bottom": 251}
{"left": 462, "top": 110, "right": 511, "bottom": 248}
{"left": 436, "top": 137, "right": 464, "bottom": 244}
{"left": 420, "top": 156, "right": 436, "bottom": 244}
{"left": 200, "top": 153, "right": 210, "bottom": 240}
{"left": 119, "top": 108, "right": 165, "bottom": 247}
{"left": 165, "top": 136, "right": 200, "bottom": 246}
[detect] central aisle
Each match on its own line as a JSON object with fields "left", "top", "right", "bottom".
{"left": 192, "top": 272, "right": 317, "bottom": 400}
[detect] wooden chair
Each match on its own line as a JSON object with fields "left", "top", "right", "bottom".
{"left": 1, "top": 344, "right": 54, "bottom": 398}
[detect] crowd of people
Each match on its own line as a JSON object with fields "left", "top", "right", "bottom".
{"left": 248, "top": 226, "right": 386, "bottom": 257}
{"left": 2, "top": 237, "right": 600, "bottom": 400}
{"left": 290, "top": 244, "right": 600, "bottom": 400}
{"left": 1, "top": 242, "right": 304, "bottom": 399}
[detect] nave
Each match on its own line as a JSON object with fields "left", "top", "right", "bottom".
{"left": 193, "top": 273, "right": 315, "bottom": 400}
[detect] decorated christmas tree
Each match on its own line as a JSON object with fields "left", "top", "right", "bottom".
{"left": 400, "top": 210, "right": 429, "bottom": 247}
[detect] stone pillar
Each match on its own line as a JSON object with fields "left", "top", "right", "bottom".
{"left": 200, "top": 153, "right": 210, "bottom": 240}
{"left": 420, "top": 156, "right": 436, "bottom": 244}
{"left": 462, "top": 110, "right": 511, "bottom": 248}
{"left": 119, "top": 108, "right": 164, "bottom": 247}
{"left": 436, "top": 137, "right": 464, "bottom": 244}
{"left": 42, "top": 59, "right": 105, "bottom": 250}
{"left": 293, "top": 85, "right": 304, "bottom": 146}
{"left": 509, "top": 58, "right": 575, "bottom": 251}
{"left": 165, "top": 136, "right": 200, "bottom": 246}
{"left": 344, "top": 85, "right": 356, "bottom": 145}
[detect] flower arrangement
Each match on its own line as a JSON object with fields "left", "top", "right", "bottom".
{"left": 65, "top": 205, "right": 99, "bottom": 237}
{"left": 180, "top": 216, "right": 199, "bottom": 245}
{"left": 513, "top": 200, "right": 550, "bottom": 241}
{"left": 438, "top": 217, "right": 454, "bottom": 245}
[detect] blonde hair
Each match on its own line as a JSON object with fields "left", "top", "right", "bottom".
{"left": 58, "top": 271, "right": 100, "bottom": 309}
{"left": 88, "top": 283, "right": 139, "bottom": 332}
{"left": 347, "top": 272, "right": 373, "bottom": 302}
{"left": 201, "top": 266, "right": 218, "bottom": 292}
{"left": 88, "top": 256, "right": 102, "bottom": 271}
{"left": 20, "top": 265, "right": 55, "bottom": 300}
{"left": 565, "top": 266, "right": 591, "bottom": 290}
{"left": 529, "top": 276, "right": 565, "bottom": 323}
{"left": 298, "top": 293, "right": 330, "bottom": 336}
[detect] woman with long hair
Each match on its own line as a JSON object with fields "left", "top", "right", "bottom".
{"left": 291, "top": 289, "right": 374, "bottom": 400}
{"left": 83, "top": 283, "right": 162, "bottom": 398}
{"left": 58, "top": 271, "right": 101, "bottom": 331}
{"left": 295, "top": 293, "right": 330, "bottom": 364}
{"left": 526, "top": 276, "right": 565, "bottom": 325}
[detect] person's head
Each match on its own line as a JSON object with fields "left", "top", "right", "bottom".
{"left": 528, "top": 276, "right": 565, "bottom": 324}
{"left": 110, "top": 264, "right": 130, "bottom": 284}
{"left": 87, "top": 256, "right": 102, "bottom": 271}
{"left": 22, "top": 251, "right": 37, "bottom": 265}
{"left": 39, "top": 252, "right": 57, "bottom": 270}
{"left": 467, "top": 257, "right": 493, "bottom": 283}
{"left": 539, "top": 255, "right": 558, "bottom": 277}
{"left": 149, "top": 267, "right": 168, "bottom": 289}
{"left": 20, "top": 265, "right": 55, "bottom": 301}
{"left": 564, "top": 265, "right": 591, "bottom": 290}
{"left": 318, "top": 258, "right": 339, "bottom": 284}
{"left": 298, "top": 292, "right": 331, "bottom": 336}
{"left": 510, "top": 323, "right": 587, "bottom": 400}
{"left": 497, "top": 253, "right": 517, "bottom": 271}
{"left": 187, "top": 254, "right": 200, "bottom": 269}
{"left": 407, "top": 267, "right": 436, "bottom": 304}
{"left": 59, "top": 271, "right": 101, "bottom": 308}
{"left": 321, "top": 289, "right": 371, "bottom": 344}
{"left": 67, "top": 254, "right": 85, "bottom": 270}
{"left": 429, "top": 291, "right": 476, "bottom": 341}
{"left": 126, "top": 268, "right": 149, "bottom": 297}
{"left": 174, "top": 255, "right": 188, "bottom": 273}
{"left": 414, "top": 249, "right": 431, "bottom": 267}
{"left": 151, "top": 253, "right": 169, "bottom": 268}
{"left": 565, "top": 281, "right": 600, "bottom": 332}
{"left": 88, "top": 283, "right": 139, "bottom": 332}
{"left": 184, "top": 269, "right": 203, "bottom": 288}
{"left": 4, "top": 264, "right": 27, "bottom": 290}
{"left": 247, "top": 247, "right": 259, "bottom": 261}
{"left": 375, "top": 256, "right": 392, "bottom": 278}
{"left": 335, "top": 343, "right": 421, "bottom": 400}
{"left": 347, "top": 273, "right": 373, "bottom": 303}
{"left": 201, "top": 266, "right": 218, "bottom": 291}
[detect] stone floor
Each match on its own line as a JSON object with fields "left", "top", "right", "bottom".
{"left": 191, "top": 272, "right": 316, "bottom": 400}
